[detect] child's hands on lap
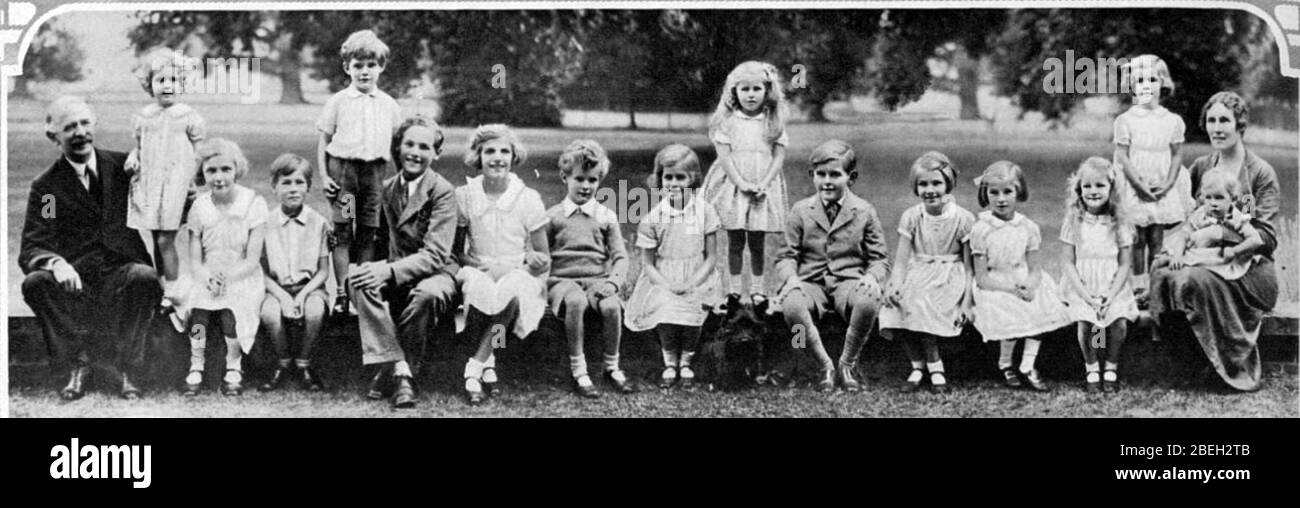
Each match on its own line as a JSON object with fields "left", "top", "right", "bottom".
{"left": 594, "top": 281, "right": 618, "bottom": 299}
{"left": 1014, "top": 283, "right": 1035, "bottom": 302}
{"left": 207, "top": 272, "right": 226, "bottom": 298}
{"left": 277, "top": 291, "right": 300, "bottom": 319}
{"left": 884, "top": 277, "right": 904, "bottom": 307}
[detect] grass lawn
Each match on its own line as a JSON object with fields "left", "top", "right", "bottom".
{"left": 6, "top": 96, "right": 1298, "bottom": 417}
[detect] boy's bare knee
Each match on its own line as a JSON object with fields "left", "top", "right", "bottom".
{"left": 563, "top": 290, "right": 588, "bottom": 314}
{"left": 598, "top": 297, "right": 622, "bottom": 318}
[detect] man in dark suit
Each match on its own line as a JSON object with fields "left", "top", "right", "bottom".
{"left": 19, "top": 96, "right": 162, "bottom": 400}
{"left": 347, "top": 116, "right": 459, "bottom": 409}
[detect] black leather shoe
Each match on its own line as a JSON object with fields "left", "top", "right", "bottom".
{"left": 60, "top": 365, "right": 90, "bottom": 401}
{"left": 392, "top": 376, "right": 417, "bottom": 409}
{"left": 259, "top": 366, "right": 290, "bottom": 392}
{"left": 1001, "top": 368, "right": 1022, "bottom": 389}
{"left": 678, "top": 367, "right": 697, "bottom": 390}
{"left": 365, "top": 366, "right": 392, "bottom": 400}
{"left": 603, "top": 370, "right": 634, "bottom": 394}
{"left": 928, "top": 372, "right": 949, "bottom": 394}
{"left": 120, "top": 372, "right": 141, "bottom": 400}
{"left": 299, "top": 366, "right": 326, "bottom": 391}
{"left": 573, "top": 375, "right": 600, "bottom": 399}
{"left": 837, "top": 363, "right": 862, "bottom": 392}
{"left": 1022, "top": 369, "right": 1049, "bottom": 392}
{"left": 1102, "top": 370, "right": 1119, "bottom": 393}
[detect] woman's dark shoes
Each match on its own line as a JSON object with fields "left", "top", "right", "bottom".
{"left": 60, "top": 365, "right": 90, "bottom": 401}
{"left": 259, "top": 366, "right": 290, "bottom": 392}
{"left": 299, "top": 366, "right": 325, "bottom": 391}
{"left": 120, "top": 373, "right": 142, "bottom": 400}
{"left": 837, "top": 363, "right": 862, "bottom": 392}
{"left": 391, "top": 376, "right": 417, "bottom": 409}
{"left": 604, "top": 369, "right": 634, "bottom": 393}
{"left": 572, "top": 375, "right": 600, "bottom": 399}
{"left": 1021, "top": 369, "right": 1049, "bottom": 392}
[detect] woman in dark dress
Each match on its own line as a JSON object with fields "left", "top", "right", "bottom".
{"left": 1149, "top": 91, "right": 1281, "bottom": 391}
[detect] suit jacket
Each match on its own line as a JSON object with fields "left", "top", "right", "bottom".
{"left": 19, "top": 149, "right": 151, "bottom": 274}
{"left": 774, "top": 191, "right": 890, "bottom": 286}
{"left": 374, "top": 169, "right": 460, "bottom": 286}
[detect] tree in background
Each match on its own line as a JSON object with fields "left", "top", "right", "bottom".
{"left": 990, "top": 8, "right": 1276, "bottom": 131}
{"left": 128, "top": 11, "right": 321, "bottom": 104}
{"left": 14, "top": 20, "right": 84, "bottom": 97}
{"left": 871, "top": 9, "right": 1005, "bottom": 118}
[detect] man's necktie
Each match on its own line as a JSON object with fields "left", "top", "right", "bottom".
{"left": 87, "top": 168, "right": 102, "bottom": 202}
{"left": 825, "top": 202, "right": 840, "bottom": 223}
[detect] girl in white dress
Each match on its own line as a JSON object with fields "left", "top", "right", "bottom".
{"left": 969, "top": 161, "right": 1069, "bottom": 391}
{"left": 127, "top": 50, "right": 207, "bottom": 306}
{"left": 454, "top": 124, "right": 550, "bottom": 404}
{"left": 879, "top": 152, "right": 975, "bottom": 393}
{"left": 183, "top": 139, "right": 268, "bottom": 396}
{"left": 625, "top": 145, "right": 721, "bottom": 389}
{"left": 1113, "top": 54, "right": 1190, "bottom": 302}
{"left": 1058, "top": 157, "right": 1139, "bottom": 393}
{"left": 699, "top": 61, "right": 789, "bottom": 314}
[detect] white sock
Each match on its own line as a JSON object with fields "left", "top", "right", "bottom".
{"left": 224, "top": 338, "right": 242, "bottom": 372}
{"left": 1019, "top": 339, "right": 1041, "bottom": 374}
{"left": 662, "top": 350, "right": 680, "bottom": 369}
{"left": 603, "top": 353, "right": 620, "bottom": 373}
{"left": 680, "top": 351, "right": 696, "bottom": 368}
{"left": 569, "top": 355, "right": 588, "bottom": 379}
{"left": 464, "top": 358, "right": 485, "bottom": 379}
{"left": 998, "top": 341, "right": 1016, "bottom": 370}
{"left": 482, "top": 354, "right": 498, "bottom": 383}
{"left": 906, "top": 369, "right": 924, "bottom": 383}
{"left": 393, "top": 360, "right": 412, "bottom": 378}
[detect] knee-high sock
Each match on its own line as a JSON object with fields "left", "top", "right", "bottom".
{"left": 1019, "top": 338, "right": 1042, "bottom": 373}
{"left": 225, "top": 337, "right": 243, "bottom": 372}
{"left": 998, "top": 340, "right": 1017, "bottom": 370}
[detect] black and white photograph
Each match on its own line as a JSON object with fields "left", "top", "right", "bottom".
{"left": 4, "top": 0, "right": 1297, "bottom": 423}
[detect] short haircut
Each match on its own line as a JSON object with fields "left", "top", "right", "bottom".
{"left": 1200, "top": 91, "right": 1250, "bottom": 134}
{"left": 269, "top": 153, "right": 315, "bottom": 187}
{"left": 340, "top": 29, "right": 390, "bottom": 65}
{"left": 976, "top": 160, "right": 1029, "bottom": 208}
{"left": 391, "top": 115, "right": 445, "bottom": 164}
{"left": 44, "top": 95, "right": 93, "bottom": 138}
{"left": 647, "top": 144, "right": 702, "bottom": 189}
{"left": 909, "top": 151, "right": 956, "bottom": 195}
{"left": 463, "top": 124, "right": 527, "bottom": 170}
{"left": 1198, "top": 169, "right": 1243, "bottom": 199}
{"left": 808, "top": 139, "right": 857, "bottom": 175}
{"left": 557, "top": 139, "right": 610, "bottom": 178}
{"left": 1065, "top": 156, "right": 1128, "bottom": 226}
{"left": 195, "top": 138, "right": 250, "bottom": 183}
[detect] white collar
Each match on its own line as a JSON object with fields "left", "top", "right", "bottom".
{"left": 276, "top": 206, "right": 310, "bottom": 226}
{"left": 821, "top": 195, "right": 846, "bottom": 210}
{"left": 463, "top": 173, "right": 526, "bottom": 216}
{"left": 562, "top": 197, "right": 600, "bottom": 217}
{"left": 980, "top": 210, "right": 1023, "bottom": 227}
{"left": 344, "top": 85, "right": 379, "bottom": 98}
{"left": 65, "top": 149, "right": 97, "bottom": 178}
{"left": 402, "top": 171, "right": 426, "bottom": 191}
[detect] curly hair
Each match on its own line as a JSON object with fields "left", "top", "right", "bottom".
{"left": 975, "top": 160, "right": 1028, "bottom": 208}
{"left": 1063, "top": 156, "right": 1129, "bottom": 228}
{"left": 135, "top": 49, "right": 195, "bottom": 97}
{"left": 195, "top": 138, "right": 249, "bottom": 183}
{"left": 1199, "top": 91, "right": 1250, "bottom": 134}
{"left": 557, "top": 139, "right": 610, "bottom": 179}
{"left": 708, "top": 61, "right": 789, "bottom": 144}
{"left": 463, "top": 124, "right": 527, "bottom": 170}
{"left": 909, "top": 151, "right": 956, "bottom": 195}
